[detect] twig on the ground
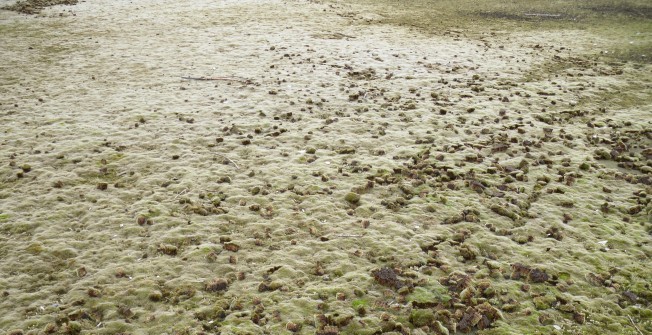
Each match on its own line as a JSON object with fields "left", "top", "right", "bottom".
{"left": 333, "top": 234, "right": 364, "bottom": 238}
{"left": 628, "top": 316, "right": 644, "bottom": 335}
{"left": 181, "top": 76, "right": 253, "bottom": 85}
{"left": 216, "top": 154, "right": 239, "bottom": 169}
{"left": 333, "top": 32, "right": 356, "bottom": 39}
{"left": 524, "top": 13, "right": 561, "bottom": 17}
{"left": 173, "top": 188, "right": 189, "bottom": 200}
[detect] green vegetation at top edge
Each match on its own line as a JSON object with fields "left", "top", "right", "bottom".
{"left": 341, "top": 0, "right": 652, "bottom": 63}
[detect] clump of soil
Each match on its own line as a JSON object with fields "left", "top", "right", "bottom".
{"left": 3, "top": 0, "right": 78, "bottom": 14}
{"left": 372, "top": 267, "right": 403, "bottom": 288}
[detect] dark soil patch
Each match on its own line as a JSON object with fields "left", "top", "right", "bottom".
{"left": 585, "top": 4, "right": 652, "bottom": 19}
{"left": 475, "top": 11, "right": 569, "bottom": 22}
{"left": 2, "top": 0, "right": 78, "bottom": 14}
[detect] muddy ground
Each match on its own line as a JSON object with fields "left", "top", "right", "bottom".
{"left": 0, "top": 0, "right": 651, "bottom": 334}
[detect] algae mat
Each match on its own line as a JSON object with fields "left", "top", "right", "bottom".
{"left": 0, "top": 0, "right": 651, "bottom": 334}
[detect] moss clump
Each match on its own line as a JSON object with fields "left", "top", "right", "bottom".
{"left": 408, "top": 285, "right": 450, "bottom": 307}
{"left": 533, "top": 296, "right": 555, "bottom": 310}
{"left": 594, "top": 148, "right": 612, "bottom": 160}
{"left": 157, "top": 243, "right": 178, "bottom": 256}
{"left": 336, "top": 147, "right": 356, "bottom": 154}
{"left": 409, "top": 309, "right": 435, "bottom": 327}
{"left": 258, "top": 281, "right": 283, "bottom": 292}
{"left": 459, "top": 244, "right": 479, "bottom": 261}
{"left": 205, "top": 278, "right": 229, "bottom": 292}
{"left": 61, "top": 321, "right": 82, "bottom": 335}
{"left": 352, "top": 299, "right": 368, "bottom": 309}
{"left": 490, "top": 205, "right": 519, "bottom": 221}
{"left": 148, "top": 290, "right": 163, "bottom": 301}
{"left": 195, "top": 306, "right": 226, "bottom": 321}
{"left": 25, "top": 242, "right": 44, "bottom": 254}
{"left": 344, "top": 192, "right": 361, "bottom": 204}
{"left": 250, "top": 186, "right": 261, "bottom": 195}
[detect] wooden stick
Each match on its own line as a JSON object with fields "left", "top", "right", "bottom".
{"left": 181, "top": 76, "right": 252, "bottom": 84}
{"left": 524, "top": 13, "right": 561, "bottom": 17}
{"left": 216, "top": 154, "right": 239, "bottom": 169}
{"left": 628, "top": 316, "right": 644, "bottom": 335}
{"left": 173, "top": 188, "right": 189, "bottom": 200}
{"left": 333, "top": 33, "right": 356, "bottom": 39}
{"left": 333, "top": 234, "right": 364, "bottom": 238}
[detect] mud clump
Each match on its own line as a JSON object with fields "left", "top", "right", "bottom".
{"left": 205, "top": 278, "right": 229, "bottom": 292}
{"left": 223, "top": 242, "right": 240, "bottom": 252}
{"left": 510, "top": 263, "right": 549, "bottom": 283}
{"left": 286, "top": 321, "right": 302, "bottom": 332}
{"left": 458, "top": 303, "right": 504, "bottom": 332}
{"left": 372, "top": 267, "right": 403, "bottom": 289}
{"left": 441, "top": 271, "right": 473, "bottom": 292}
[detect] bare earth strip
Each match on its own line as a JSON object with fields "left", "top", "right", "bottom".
{"left": 0, "top": 0, "right": 650, "bottom": 334}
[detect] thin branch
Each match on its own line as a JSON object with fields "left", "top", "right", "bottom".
{"left": 333, "top": 32, "right": 356, "bottom": 39}
{"left": 628, "top": 316, "right": 644, "bottom": 335}
{"left": 216, "top": 154, "right": 240, "bottom": 169}
{"left": 524, "top": 13, "right": 561, "bottom": 17}
{"left": 173, "top": 188, "right": 189, "bottom": 200}
{"left": 181, "top": 76, "right": 253, "bottom": 85}
{"left": 332, "top": 234, "right": 364, "bottom": 238}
